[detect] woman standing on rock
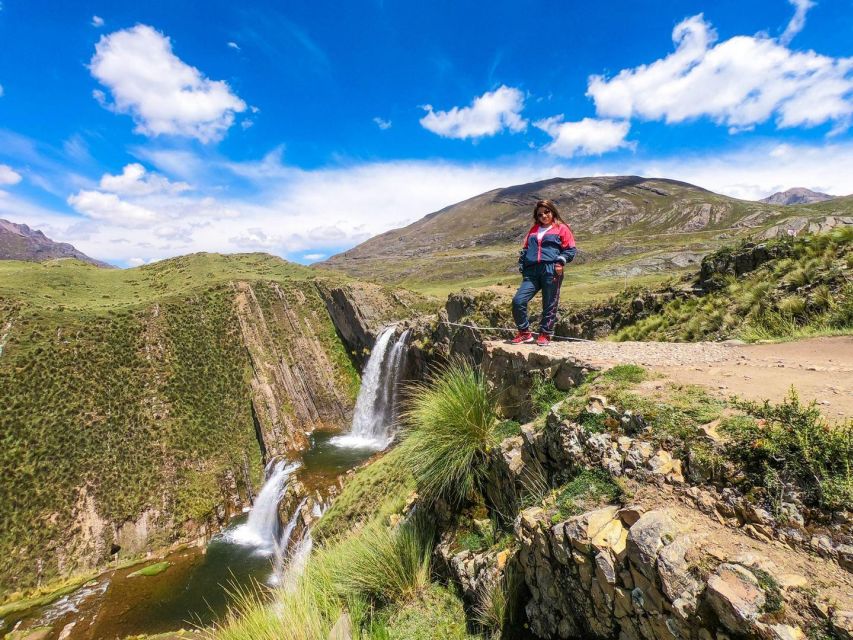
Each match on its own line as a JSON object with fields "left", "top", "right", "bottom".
{"left": 511, "top": 199, "right": 576, "bottom": 346}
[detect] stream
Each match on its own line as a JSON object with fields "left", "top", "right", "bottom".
{"left": 2, "top": 326, "right": 409, "bottom": 640}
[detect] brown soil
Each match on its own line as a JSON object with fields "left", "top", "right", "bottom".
{"left": 500, "top": 336, "right": 853, "bottom": 420}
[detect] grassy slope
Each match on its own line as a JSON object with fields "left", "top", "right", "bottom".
{"left": 613, "top": 228, "right": 853, "bottom": 342}
{"left": 0, "top": 253, "right": 362, "bottom": 594}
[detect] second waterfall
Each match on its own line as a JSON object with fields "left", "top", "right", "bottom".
{"left": 332, "top": 326, "right": 410, "bottom": 450}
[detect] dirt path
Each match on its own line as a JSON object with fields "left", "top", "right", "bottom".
{"left": 494, "top": 336, "right": 853, "bottom": 420}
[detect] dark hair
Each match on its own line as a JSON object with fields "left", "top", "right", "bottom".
{"left": 533, "top": 199, "right": 565, "bottom": 224}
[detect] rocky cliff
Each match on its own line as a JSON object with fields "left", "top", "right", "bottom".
{"left": 0, "top": 254, "right": 415, "bottom": 594}
{"left": 429, "top": 347, "right": 853, "bottom": 640}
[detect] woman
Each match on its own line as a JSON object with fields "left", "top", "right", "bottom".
{"left": 511, "top": 199, "right": 576, "bottom": 346}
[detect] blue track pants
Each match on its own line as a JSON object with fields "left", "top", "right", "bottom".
{"left": 512, "top": 263, "right": 564, "bottom": 335}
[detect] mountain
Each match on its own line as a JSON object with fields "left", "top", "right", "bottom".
{"left": 0, "top": 218, "right": 111, "bottom": 267}
{"left": 320, "top": 176, "right": 853, "bottom": 298}
{"left": 759, "top": 187, "right": 835, "bottom": 205}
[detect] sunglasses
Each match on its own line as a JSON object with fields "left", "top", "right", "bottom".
{"left": 536, "top": 210, "right": 553, "bottom": 217}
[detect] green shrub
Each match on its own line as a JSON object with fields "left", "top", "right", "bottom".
{"left": 530, "top": 372, "right": 564, "bottom": 415}
{"left": 721, "top": 390, "right": 853, "bottom": 510}
{"left": 404, "top": 362, "right": 498, "bottom": 505}
{"left": 554, "top": 469, "right": 622, "bottom": 520}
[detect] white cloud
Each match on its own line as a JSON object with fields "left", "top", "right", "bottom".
{"left": 67, "top": 190, "right": 160, "bottom": 225}
{"left": 587, "top": 13, "right": 853, "bottom": 133}
{"left": 0, "top": 164, "right": 22, "bottom": 186}
{"left": 780, "top": 0, "right": 814, "bottom": 45}
{"left": 535, "top": 117, "right": 632, "bottom": 157}
{"left": 420, "top": 85, "right": 527, "bottom": 139}
{"left": 302, "top": 253, "right": 326, "bottom": 261}
{"left": 373, "top": 117, "right": 392, "bottom": 130}
{"left": 90, "top": 25, "right": 247, "bottom": 142}
{"left": 99, "top": 163, "right": 190, "bottom": 196}
{"left": 227, "top": 41, "right": 240, "bottom": 51}
{"left": 6, "top": 137, "right": 853, "bottom": 266}
{"left": 91, "top": 15, "right": 104, "bottom": 28}
{"left": 0, "top": 84, "right": 4, "bottom": 98}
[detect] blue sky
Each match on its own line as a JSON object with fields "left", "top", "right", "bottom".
{"left": 0, "top": 0, "right": 851, "bottom": 266}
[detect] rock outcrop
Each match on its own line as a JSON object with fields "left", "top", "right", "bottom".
{"left": 234, "top": 281, "right": 353, "bottom": 458}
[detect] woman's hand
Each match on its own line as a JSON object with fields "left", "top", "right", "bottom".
{"left": 555, "top": 263, "right": 564, "bottom": 277}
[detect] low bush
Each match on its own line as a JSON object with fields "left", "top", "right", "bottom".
{"left": 720, "top": 390, "right": 853, "bottom": 510}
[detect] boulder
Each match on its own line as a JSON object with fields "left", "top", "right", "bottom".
{"left": 657, "top": 534, "right": 703, "bottom": 604}
{"left": 627, "top": 510, "right": 681, "bottom": 579}
{"left": 706, "top": 563, "right": 766, "bottom": 634}
{"left": 563, "top": 506, "right": 620, "bottom": 554}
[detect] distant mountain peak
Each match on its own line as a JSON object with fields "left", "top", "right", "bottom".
{"left": 0, "top": 218, "right": 111, "bottom": 267}
{"left": 759, "top": 188, "right": 835, "bottom": 206}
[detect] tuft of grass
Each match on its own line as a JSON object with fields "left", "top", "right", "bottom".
{"left": 491, "top": 420, "right": 522, "bottom": 444}
{"left": 329, "top": 518, "right": 433, "bottom": 605}
{"left": 530, "top": 372, "right": 564, "bottom": 415}
{"left": 721, "top": 390, "right": 853, "bottom": 510}
{"left": 600, "top": 364, "right": 648, "bottom": 385}
{"left": 474, "top": 565, "right": 523, "bottom": 639}
{"left": 404, "top": 361, "right": 499, "bottom": 506}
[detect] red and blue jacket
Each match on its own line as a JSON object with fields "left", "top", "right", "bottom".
{"left": 518, "top": 222, "right": 577, "bottom": 270}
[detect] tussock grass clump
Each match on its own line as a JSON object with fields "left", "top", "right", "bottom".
{"left": 474, "top": 565, "right": 523, "bottom": 639}
{"left": 329, "top": 518, "right": 432, "bottom": 605}
{"left": 404, "top": 361, "right": 498, "bottom": 505}
{"left": 720, "top": 390, "right": 853, "bottom": 510}
{"left": 211, "top": 515, "right": 438, "bottom": 640}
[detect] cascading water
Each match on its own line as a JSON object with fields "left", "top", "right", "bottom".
{"left": 225, "top": 459, "right": 300, "bottom": 554}
{"left": 331, "top": 326, "right": 410, "bottom": 450}
{"left": 269, "top": 497, "right": 308, "bottom": 586}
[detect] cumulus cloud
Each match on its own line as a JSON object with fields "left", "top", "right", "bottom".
{"left": 535, "top": 117, "right": 632, "bottom": 157}
{"left": 227, "top": 41, "right": 241, "bottom": 50}
{"left": 90, "top": 25, "right": 247, "bottom": 142}
{"left": 587, "top": 13, "right": 853, "bottom": 133}
{"left": 99, "top": 163, "right": 190, "bottom": 196}
{"left": 373, "top": 117, "right": 392, "bottom": 130}
{"left": 0, "top": 164, "right": 22, "bottom": 186}
{"left": 68, "top": 190, "right": 160, "bottom": 225}
{"left": 420, "top": 85, "right": 527, "bottom": 139}
{"left": 91, "top": 15, "right": 104, "bottom": 27}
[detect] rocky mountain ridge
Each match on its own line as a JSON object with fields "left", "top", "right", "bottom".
{"left": 319, "top": 176, "right": 852, "bottom": 294}
{"left": 760, "top": 187, "right": 836, "bottom": 205}
{"left": 0, "top": 218, "right": 109, "bottom": 267}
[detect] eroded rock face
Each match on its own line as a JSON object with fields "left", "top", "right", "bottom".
{"left": 233, "top": 281, "right": 355, "bottom": 458}
{"left": 515, "top": 507, "right": 798, "bottom": 640}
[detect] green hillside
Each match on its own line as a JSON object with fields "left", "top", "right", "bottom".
{"left": 0, "top": 254, "right": 369, "bottom": 594}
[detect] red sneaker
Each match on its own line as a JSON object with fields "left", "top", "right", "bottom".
{"left": 510, "top": 330, "right": 534, "bottom": 344}
{"left": 536, "top": 333, "right": 551, "bottom": 346}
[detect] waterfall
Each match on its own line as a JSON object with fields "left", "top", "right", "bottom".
{"left": 269, "top": 497, "right": 308, "bottom": 586}
{"left": 331, "top": 326, "right": 410, "bottom": 450}
{"left": 224, "top": 459, "right": 300, "bottom": 554}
